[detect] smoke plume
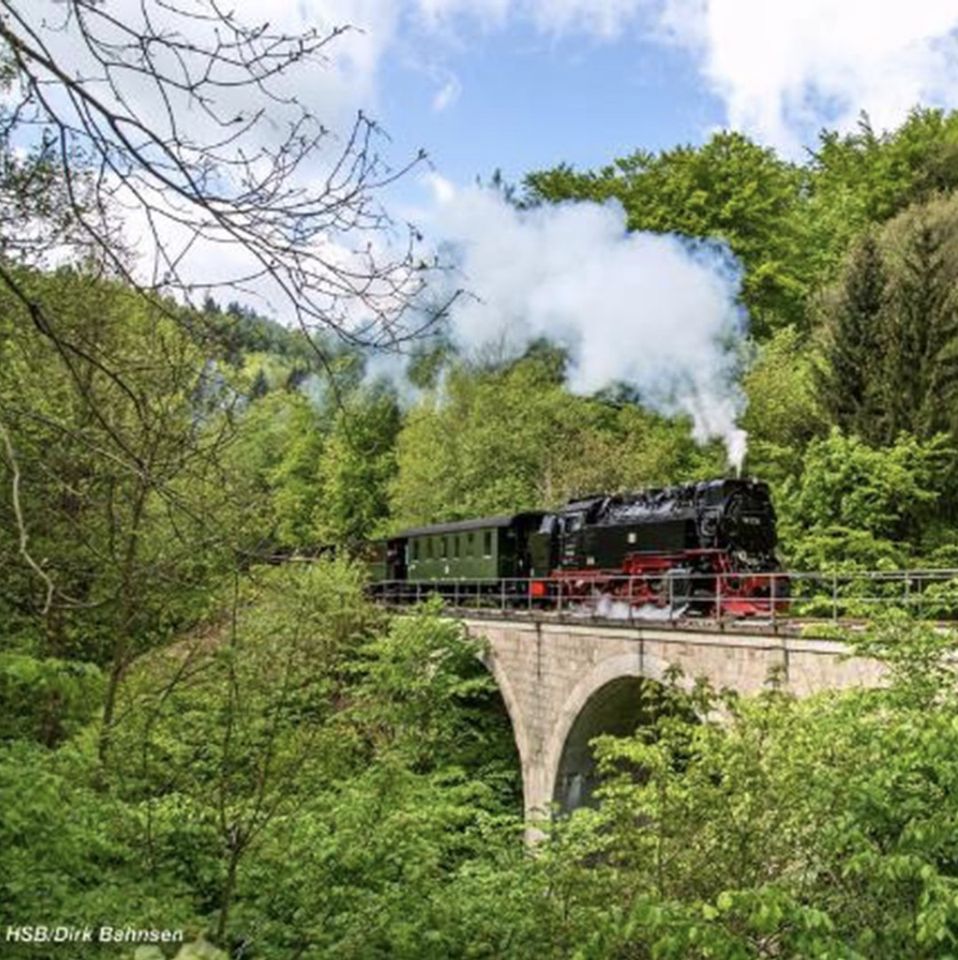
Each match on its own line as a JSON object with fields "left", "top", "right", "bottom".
{"left": 425, "top": 180, "right": 750, "bottom": 471}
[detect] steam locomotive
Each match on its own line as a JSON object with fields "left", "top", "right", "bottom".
{"left": 368, "top": 477, "right": 785, "bottom": 617}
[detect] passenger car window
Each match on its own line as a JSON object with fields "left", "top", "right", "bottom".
{"left": 484, "top": 531, "right": 492, "bottom": 556}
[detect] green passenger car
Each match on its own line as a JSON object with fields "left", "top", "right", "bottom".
{"left": 398, "top": 513, "right": 544, "bottom": 583}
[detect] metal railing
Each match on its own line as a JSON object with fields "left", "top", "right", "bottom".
{"left": 367, "top": 568, "right": 958, "bottom": 634}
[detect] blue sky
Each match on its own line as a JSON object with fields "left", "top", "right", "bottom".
{"left": 376, "top": 17, "right": 724, "bottom": 195}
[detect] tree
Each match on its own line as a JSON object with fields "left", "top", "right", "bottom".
{"left": 104, "top": 573, "right": 521, "bottom": 957}
{"left": 0, "top": 0, "right": 444, "bottom": 659}
{"left": 314, "top": 388, "right": 402, "bottom": 546}
{"left": 798, "top": 108, "right": 958, "bottom": 293}
{"left": 112, "top": 561, "right": 379, "bottom": 945}
{"left": 883, "top": 218, "right": 958, "bottom": 440}
{"left": 742, "top": 325, "right": 827, "bottom": 484}
{"left": 777, "top": 429, "right": 952, "bottom": 569}
{"left": 815, "top": 193, "right": 958, "bottom": 447}
{"left": 389, "top": 354, "right": 718, "bottom": 529}
{"left": 0, "top": 1, "right": 448, "bottom": 753}
{"left": 0, "top": 269, "right": 244, "bottom": 757}
{"left": 810, "top": 108, "right": 958, "bottom": 228}
{"left": 574, "top": 619, "right": 958, "bottom": 959}
{"left": 815, "top": 233, "right": 888, "bottom": 442}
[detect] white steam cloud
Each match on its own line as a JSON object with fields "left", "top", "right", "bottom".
{"left": 425, "top": 179, "right": 749, "bottom": 470}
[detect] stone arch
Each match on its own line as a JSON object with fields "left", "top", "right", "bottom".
{"left": 539, "top": 650, "right": 691, "bottom": 818}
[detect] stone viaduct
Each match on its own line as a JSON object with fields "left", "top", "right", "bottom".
{"left": 468, "top": 617, "right": 885, "bottom": 825}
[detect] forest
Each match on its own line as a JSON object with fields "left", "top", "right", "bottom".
{"left": 6, "top": 5, "right": 958, "bottom": 958}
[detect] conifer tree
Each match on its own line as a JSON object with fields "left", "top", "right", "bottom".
{"left": 884, "top": 219, "right": 958, "bottom": 439}
{"left": 817, "top": 232, "right": 887, "bottom": 442}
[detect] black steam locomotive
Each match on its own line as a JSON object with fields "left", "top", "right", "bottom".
{"left": 369, "top": 478, "right": 785, "bottom": 617}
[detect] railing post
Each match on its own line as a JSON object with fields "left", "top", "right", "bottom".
{"left": 716, "top": 574, "right": 722, "bottom": 627}
{"left": 501, "top": 578, "right": 507, "bottom": 614}
{"left": 667, "top": 573, "right": 674, "bottom": 626}
{"left": 770, "top": 574, "right": 777, "bottom": 632}
{"left": 454, "top": 580, "right": 459, "bottom": 610}
{"left": 557, "top": 579, "right": 563, "bottom": 619}
{"left": 416, "top": 581, "right": 421, "bottom": 605}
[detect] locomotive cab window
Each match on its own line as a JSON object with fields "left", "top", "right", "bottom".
{"left": 483, "top": 531, "right": 492, "bottom": 557}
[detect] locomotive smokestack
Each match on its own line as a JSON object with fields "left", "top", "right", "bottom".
{"left": 423, "top": 178, "right": 751, "bottom": 469}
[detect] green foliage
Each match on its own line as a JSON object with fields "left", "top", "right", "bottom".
{"left": 132, "top": 942, "right": 227, "bottom": 960}
{"left": 742, "top": 325, "right": 827, "bottom": 482}
{"left": 0, "top": 740, "right": 200, "bottom": 959}
{"left": 882, "top": 206, "right": 958, "bottom": 441}
{"left": 0, "top": 269, "right": 241, "bottom": 662}
{"left": 10, "top": 85, "right": 958, "bottom": 960}
{"left": 99, "top": 566, "right": 522, "bottom": 954}
{"left": 777, "top": 429, "right": 952, "bottom": 568}
{"left": 0, "top": 653, "right": 103, "bottom": 745}
{"left": 391, "top": 354, "right": 719, "bottom": 528}
{"left": 354, "top": 603, "right": 519, "bottom": 803}
{"left": 313, "top": 389, "right": 401, "bottom": 545}
{"left": 224, "top": 380, "right": 400, "bottom": 550}
{"left": 814, "top": 192, "right": 958, "bottom": 446}
{"left": 539, "top": 618, "right": 958, "bottom": 959}
{"left": 810, "top": 108, "right": 958, "bottom": 229}
{"left": 527, "top": 108, "right": 958, "bottom": 345}
{"left": 227, "top": 389, "right": 327, "bottom": 548}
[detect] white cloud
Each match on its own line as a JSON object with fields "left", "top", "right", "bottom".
{"left": 432, "top": 72, "right": 463, "bottom": 111}
{"left": 413, "top": 0, "right": 645, "bottom": 37}
{"left": 416, "top": 0, "right": 511, "bottom": 28}
{"left": 655, "top": 0, "right": 958, "bottom": 153}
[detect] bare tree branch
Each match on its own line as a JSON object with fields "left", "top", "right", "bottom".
{"left": 0, "top": 417, "right": 56, "bottom": 613}
{"left": 0, "top": 0, "right": 452, "bottom": 348}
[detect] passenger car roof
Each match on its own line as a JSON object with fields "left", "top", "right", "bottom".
{"left": 394, "top": 512, "right": 544, "bottom": 539}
